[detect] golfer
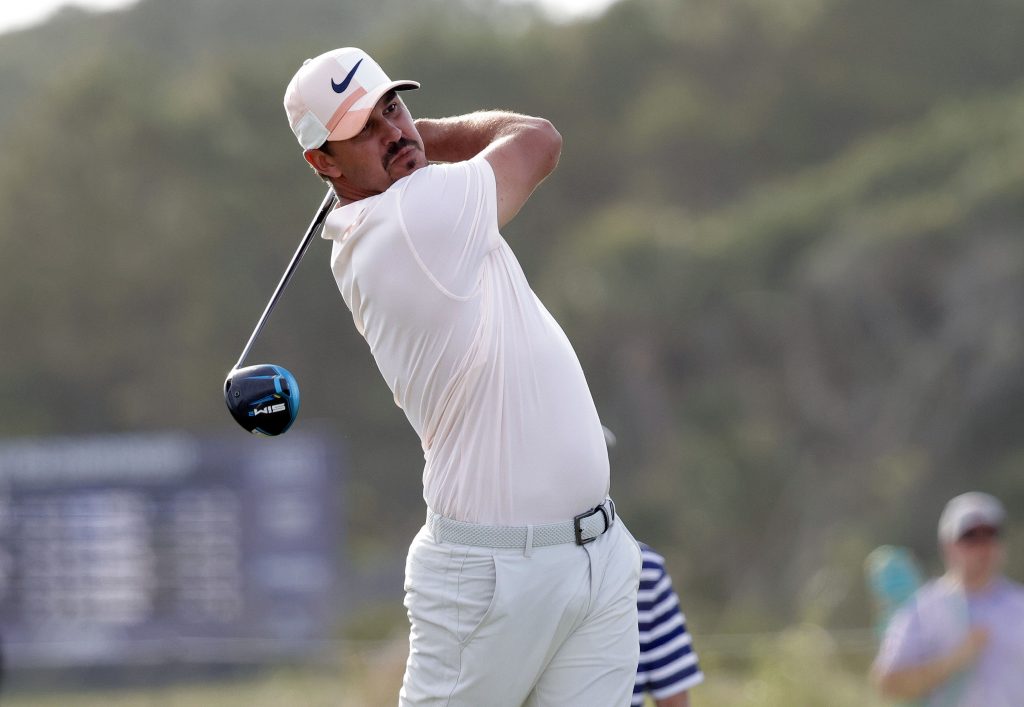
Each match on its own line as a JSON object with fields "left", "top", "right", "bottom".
{"left": 283, "top": 48, "right": 641, "bottom": 705}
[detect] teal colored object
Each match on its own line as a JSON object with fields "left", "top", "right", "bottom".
{"left": 866, "top": 545, "right": 924, "bottom": 637}
{"left": 865, "top": 545, "right": 924, "bottom": 707}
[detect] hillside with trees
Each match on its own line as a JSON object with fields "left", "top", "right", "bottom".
{"left": 1, "top": 0, "right": 1023, "bottom": 634}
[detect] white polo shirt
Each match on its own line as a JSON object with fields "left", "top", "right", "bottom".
{"left": 321, "top": 155, "right": 609, "bottom": 525}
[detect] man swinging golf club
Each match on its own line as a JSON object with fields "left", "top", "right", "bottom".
{"left": 282, "top": 47, "right": 641, "bottom": 705}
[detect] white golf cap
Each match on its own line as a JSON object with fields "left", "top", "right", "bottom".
{"left": 938, "top": 491, "right": 1006, "bottom": 544}
{"left": 284, "top": 47, "right": 419, "bottom": 150}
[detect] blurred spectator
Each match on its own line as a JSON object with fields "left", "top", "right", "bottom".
{"left": 633, "top": 543, "right": 703, "bottom": 706}
{"left": 871, "top": 492, "right": 1024, "bottom": 706}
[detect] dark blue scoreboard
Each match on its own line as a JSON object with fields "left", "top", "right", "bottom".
{"left": 0, "top": 431, "right": 342, "bottom": 668}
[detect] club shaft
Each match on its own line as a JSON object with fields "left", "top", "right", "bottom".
{"left": 233, "top": 187, "right": 337, "bottom": 370}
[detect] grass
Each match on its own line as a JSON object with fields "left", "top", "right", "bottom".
{"left": 2, "top": 625, "right": 891, "bottom": 707}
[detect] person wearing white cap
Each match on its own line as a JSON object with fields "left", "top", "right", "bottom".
{"left": 871, "top": 492, "right": 1024, "bottom": 706}
{"left": 283, "top": 48, "right": 641, "bottom": 706}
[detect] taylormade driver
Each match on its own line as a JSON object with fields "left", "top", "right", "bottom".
{"left": 224, "top": 188, "right": 337, "bottom": 436}
{"left": 225, "top": 364, "right": 302, "bottom": 436}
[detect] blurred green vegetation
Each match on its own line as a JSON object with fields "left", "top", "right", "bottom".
{"left": 2, "top": 0, "right": 1024, "bottom": 653}
{"left": 0, "top": 628, "right": 887, "bottom": 706}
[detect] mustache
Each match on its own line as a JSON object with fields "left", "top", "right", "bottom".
{"left": 384, "top": 138, "right": 421, "bottom": 168}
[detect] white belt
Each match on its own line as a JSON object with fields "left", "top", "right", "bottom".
{"left": 426, "top": 498, "right": 617, "bottom": 549}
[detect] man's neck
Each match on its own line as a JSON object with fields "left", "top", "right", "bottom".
{"left": 947, "top": 571, "right": 999, "bottom": 594}
{"left": 333, "top": 180, "right": 380, "bottom": 203}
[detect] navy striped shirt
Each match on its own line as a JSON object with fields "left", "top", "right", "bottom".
{"left": 632, "top": 543, "right": 703, "bottom": 705}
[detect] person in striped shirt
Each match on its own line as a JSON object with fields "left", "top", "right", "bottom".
{"left": 633, "top": 543, "right": 704, "bottom": 706}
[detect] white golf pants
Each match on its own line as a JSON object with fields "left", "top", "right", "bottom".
{"left": 399, "top": 517, "right": 642, "bottom": 706}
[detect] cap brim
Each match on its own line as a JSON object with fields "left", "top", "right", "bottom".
{"left": 326, "top": 80, "right": 420, "bottom": 142}
{"left": 942, "top": 510, "right": 1005, "bottom": 543}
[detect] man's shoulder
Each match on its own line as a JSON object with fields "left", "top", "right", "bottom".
{"left": 914, "top": 577, "right": 947, "bottom": 598}
{"left": 393, "top": 156, "right": 495, "bottom": 212}
{"left": 405, "top": 154, "right": 492, "bottom": 185}
{"left": 322, "top": 159, "right": 471, "bottom": 237}
{"left": 996, "top": 577, "right": 1024, "bottom": 604}
{"left": 999, "top": 576, "right": 1024, "bottom": 592}
{"left": 885, "top": 578, "right": 947, "bottom": 625}
{"left": 907, "top": 577, "right": 961, "bottom": 608}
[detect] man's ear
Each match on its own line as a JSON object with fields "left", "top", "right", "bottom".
{"left": 303, "top": 147, "right": 343, "bottom": 178}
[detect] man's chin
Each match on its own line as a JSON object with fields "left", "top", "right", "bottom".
{"left": 388, "top": 154, "right": 427, "bottom": 181}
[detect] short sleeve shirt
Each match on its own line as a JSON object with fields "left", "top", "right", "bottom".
{"left": 873, "top": 577, "right": 1024, "bottom": 707}
{"left": 321, "top": 156, "right": 610, "bottom": 525}
{"left": 633, "top": 543, "right": 703, "bottom": 705}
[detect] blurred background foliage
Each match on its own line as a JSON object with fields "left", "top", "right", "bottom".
{"left": 2, "top": 0, "right": 1024, "bottom": 660}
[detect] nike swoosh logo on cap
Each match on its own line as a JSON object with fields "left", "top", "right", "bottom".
{"left": 331, "top": 59, "right": 363, "bottom": 94}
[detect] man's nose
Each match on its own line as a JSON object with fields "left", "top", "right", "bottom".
{"left": 380, "top": 118, "right": 402, "bottom": 144}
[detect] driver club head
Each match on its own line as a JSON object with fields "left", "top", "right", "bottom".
{"left": 224, "top": 364, "right": 301, "bottom": 436}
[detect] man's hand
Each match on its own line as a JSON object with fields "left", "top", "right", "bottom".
{"left": 952, "top": 626, "right": 989, "bottom": 667}
{"left": 415, "top": 112, "right": 561, "bottom": 227}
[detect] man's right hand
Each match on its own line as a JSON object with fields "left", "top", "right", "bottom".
{"left": 951, "top": 626, "right": 989, "bottom": 669}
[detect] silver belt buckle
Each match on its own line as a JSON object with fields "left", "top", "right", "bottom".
{"left": 573, "top": 501, "right": 612, "bottom": 546}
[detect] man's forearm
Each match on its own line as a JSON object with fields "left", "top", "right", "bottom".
{"left": 874, "top": 626, "right": 986, "bottom": 700}
{"left": 415, "top": 111, "right": 552, "bottom": 163}
{"left": 874, "top": 650, "right": 969, "bottom": 700}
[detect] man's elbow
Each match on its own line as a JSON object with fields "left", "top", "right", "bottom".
{"left": 530, "top": 118, "right": 562, "bottom": 175}
{"left": 872, "top": 667, "right": 914, "bottom": 701}
{"left": 872, "top": 669, "right": 896, "bottom": 698}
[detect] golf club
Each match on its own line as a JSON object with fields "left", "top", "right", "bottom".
{"left": 224, "top": 187, "right": 337, "bottom": 435}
